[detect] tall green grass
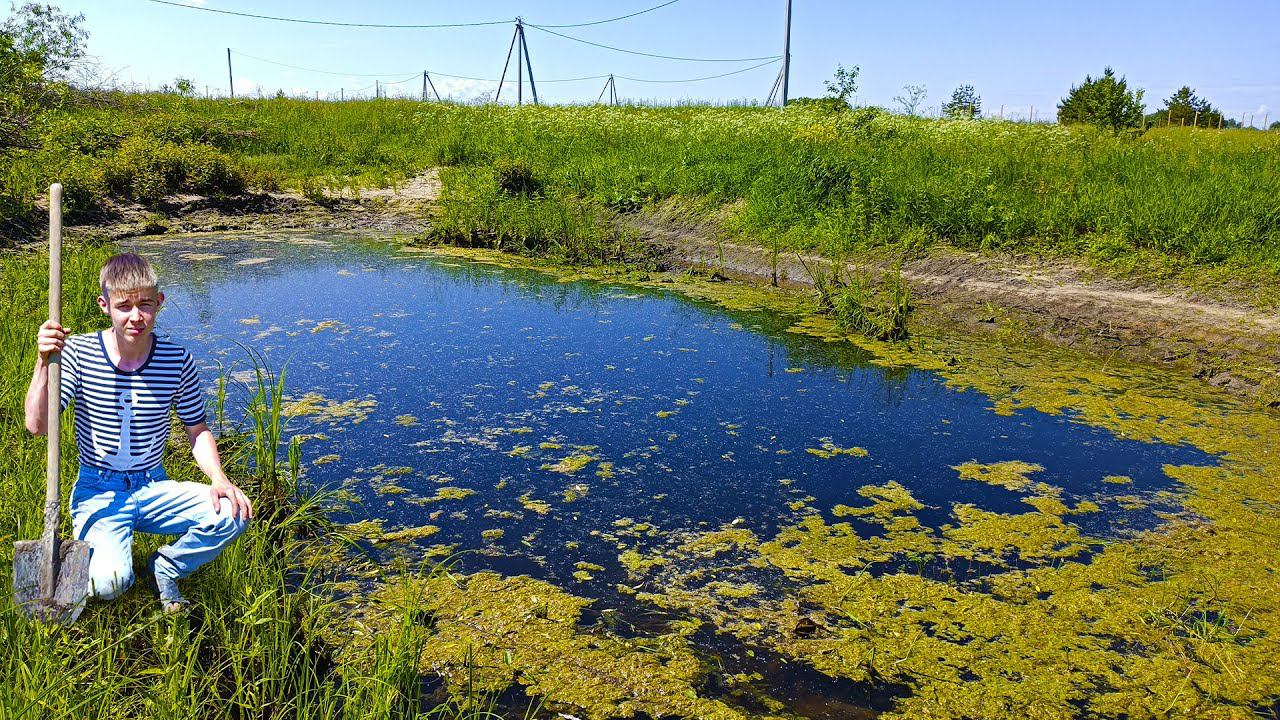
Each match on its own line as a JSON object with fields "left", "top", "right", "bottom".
{"left": 0, "top": 244, "right": 476, "bottom": 719}
{"left": 4, "top": 93, "right": 1280, "bottom": 277}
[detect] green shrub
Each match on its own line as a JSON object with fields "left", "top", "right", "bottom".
{"left": 298, "top": 175, "right": 328, "bottom": 204}
{"left": 139, "top": 212, "right": 168, "bottom": 234}
{"left": 493, "top": 157, "right": 541, "bottom": 196}
{"left": 99, "top": 136, "right": 245, "bottom": 203}
{"left": 786, "top": 97, "right": 849, "bottom": 114}
{"left": 57, "top": 154, "right": 108, "bottom": 214}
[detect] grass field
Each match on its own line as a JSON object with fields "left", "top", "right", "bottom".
{"left": 4, "top": 93, "right": 1279, "bottom": 285}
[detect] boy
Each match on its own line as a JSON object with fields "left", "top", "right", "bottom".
{"left": 25, "top": 252, "right": 251, "bottom": 611}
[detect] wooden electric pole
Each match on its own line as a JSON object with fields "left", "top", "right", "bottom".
{"left": 227, "top": 48, "right": 234, "bottom": 98}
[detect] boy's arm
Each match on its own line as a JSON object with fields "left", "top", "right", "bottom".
{"left": 186, "top": 422, "right": 253, "bottom": 522}
{"left": 25, "top": 320, "right": 69, "bottom": 435}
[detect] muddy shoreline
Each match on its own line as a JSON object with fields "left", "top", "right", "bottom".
{"left": 35, "top": 183, "right": 1280, "bottom": 406}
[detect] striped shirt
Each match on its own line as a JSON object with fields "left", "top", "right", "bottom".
{"left": 59, "top": 331, "right": 206, "bottom": 471}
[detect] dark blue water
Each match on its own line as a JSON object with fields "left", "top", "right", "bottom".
{"left": 137, "top": 233, "right": 1209, "bottom": 592}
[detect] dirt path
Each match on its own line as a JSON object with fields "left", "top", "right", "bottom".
{"left": 628, "top": 210, "right": 1280, "bottom": 403}
{"left": 53, "top": 171, "right": 441, "bottom": 244}
{"left": 343, "top": 169, "right": 442, "bottom": 205}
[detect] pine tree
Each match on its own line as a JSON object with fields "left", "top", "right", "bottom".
{"left": 1149, "top": 86, "right": 1222, "bottom": 128}
{"left": 1057, "top": 67, "right": 1145, "bottom": 133}
{"left": 943, "top": 85, "right": 981, "bottom": 119}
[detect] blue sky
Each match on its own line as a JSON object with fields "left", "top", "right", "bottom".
{"left": 46, "top": 0, "right": 1280, "bottom": 125}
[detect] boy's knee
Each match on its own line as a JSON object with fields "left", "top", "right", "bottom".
{"left": 90, "top": 559, "right": 134, "bottom": 600}
{"left": 212, "top": 500, "right": 250, "bottom": 539}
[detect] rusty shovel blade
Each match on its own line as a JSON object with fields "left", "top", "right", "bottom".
{"left": 13, "top": 538, "right": 91, "bottom": 624}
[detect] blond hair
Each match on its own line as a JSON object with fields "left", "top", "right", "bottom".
{"left": 99, "top": 253, "right": 159, "bottom": 300}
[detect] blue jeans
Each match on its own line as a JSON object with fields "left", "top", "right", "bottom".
{"left": 71, "top": 466, "right": 249, "bottom": 600}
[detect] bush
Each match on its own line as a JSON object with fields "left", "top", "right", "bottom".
{"left": 493, "top": 157, "right": 541, "bottom": 196}
{"left": 99, "top": 135, "right": 245, "bottom": 203}
{"left": 57, "top": 154, "right": 107, "bottom": 213}
{"left": 786, "top": 97, "right": 849, "bottom": 114}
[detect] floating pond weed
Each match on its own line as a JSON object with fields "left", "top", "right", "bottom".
{"left": 953, "top": 460, "right": 1045, "bottom": 491}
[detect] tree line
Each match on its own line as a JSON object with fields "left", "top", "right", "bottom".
{"left": 829, "top": 65, "right": 1274, "bottom": 132}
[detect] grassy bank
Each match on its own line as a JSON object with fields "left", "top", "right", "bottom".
{"left": 0, "top": 244, "right": 467, "bottom": 719}
{"left": 4, "top": 93, "right": 1279, "bottom": 288}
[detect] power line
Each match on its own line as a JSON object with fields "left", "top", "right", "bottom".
{"left": 143, "top": 0, "right": 508, "bottom": 28}
{"left": 525, "top": 23, "right": 780, "bottom": 63}
{"left": 230, "top": 49, "right": 608, "bottom": 85}
{"left": 539, "top": 0, "right": 681, "bottom": 28}
{"left": 142, "top": 0, "right": 682, "bottom": 30}
{"left": 228, "top": 49, "right": 776, "bottom": 88}
{"left": 230, "top": 50, "right": 409, "bottom": 78}
{"left": 617, "top": 59, "right": 780, "bottom": 84}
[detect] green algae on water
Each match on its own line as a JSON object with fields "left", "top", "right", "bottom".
{"left": 518, "top": 493, "right": 551, "bottom": 515}
{"left": 805, "top": 437, "right": 868, "bottom": 459}
{"left": 542, "top": 453, "right": 595, "bottom": 474}
{"left": 375, "top": 524, "right": 440, "bottom": 543}
{"left": 953, "top": 460, "right": 1044, "bottom": 491}
{"left": 282, "top": 391, "right": 378, "bottom": 425}
{"left": 422, "top": 486, "right": 475, "bottom": 503}
{"left": 341, "top": 572, "right": 755, "bottom": 720}
{"left": 404, "top": 244, "right": 1280, "bottom": 719}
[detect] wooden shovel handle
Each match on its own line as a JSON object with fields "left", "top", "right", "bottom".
{"left": 42, "top": 183, "right": 62, "bottom": 595}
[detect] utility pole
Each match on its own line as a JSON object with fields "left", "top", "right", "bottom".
{"left": 496, "top": 19, "right": 538, "bottom": 105}
{"left": 598, "top": 75, "right": 619, "bottom": 105}
{"left": 780, "top": 0, "right": 792, "bottom": 106}
{"left": 519, "top": 19, "right": 538, "bottom": 104}
{"left": 226, "top": 48, "right": 234, "bottom": 98}
{"left": 495, "top": 22, "right": 518, "bottom": 103}
{"left": 422, "top": 71, "right": 442, "bottom": 102}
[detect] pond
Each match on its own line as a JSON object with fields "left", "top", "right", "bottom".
{"left": 135, "top": 231, "right": 1216, "bottom": 718}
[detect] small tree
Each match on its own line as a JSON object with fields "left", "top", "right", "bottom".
{"left": 943, "top": 84, "right": 982, "bottom": 119}
{"left": 1150, "top": 86, "right": 1221, "bottom": 128}
{"left": 1, "top": 2, "right": 88, "bottom": 153}
{"left": 2, "top": 2, "right": 87, "bottom": 81}
{"left": 823, "top": 63, "right": 860, "bottom": 107}
{"left": 893, "top": 84, "right": 926, "bottom": 116}
{"left": 1057, "top": 67, "right": 1144, "bottom": 133}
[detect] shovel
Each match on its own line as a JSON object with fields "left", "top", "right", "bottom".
{"left": 12, "top": 183, "right": 91, "bottom": 624}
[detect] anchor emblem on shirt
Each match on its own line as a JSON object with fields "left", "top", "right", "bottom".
{"left": 94, "top": 389, "right": 165, "bottom": 470}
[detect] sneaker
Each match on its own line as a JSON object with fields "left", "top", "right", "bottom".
{"left": 148, "top": 553, "right": 189, "bottom": 613}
